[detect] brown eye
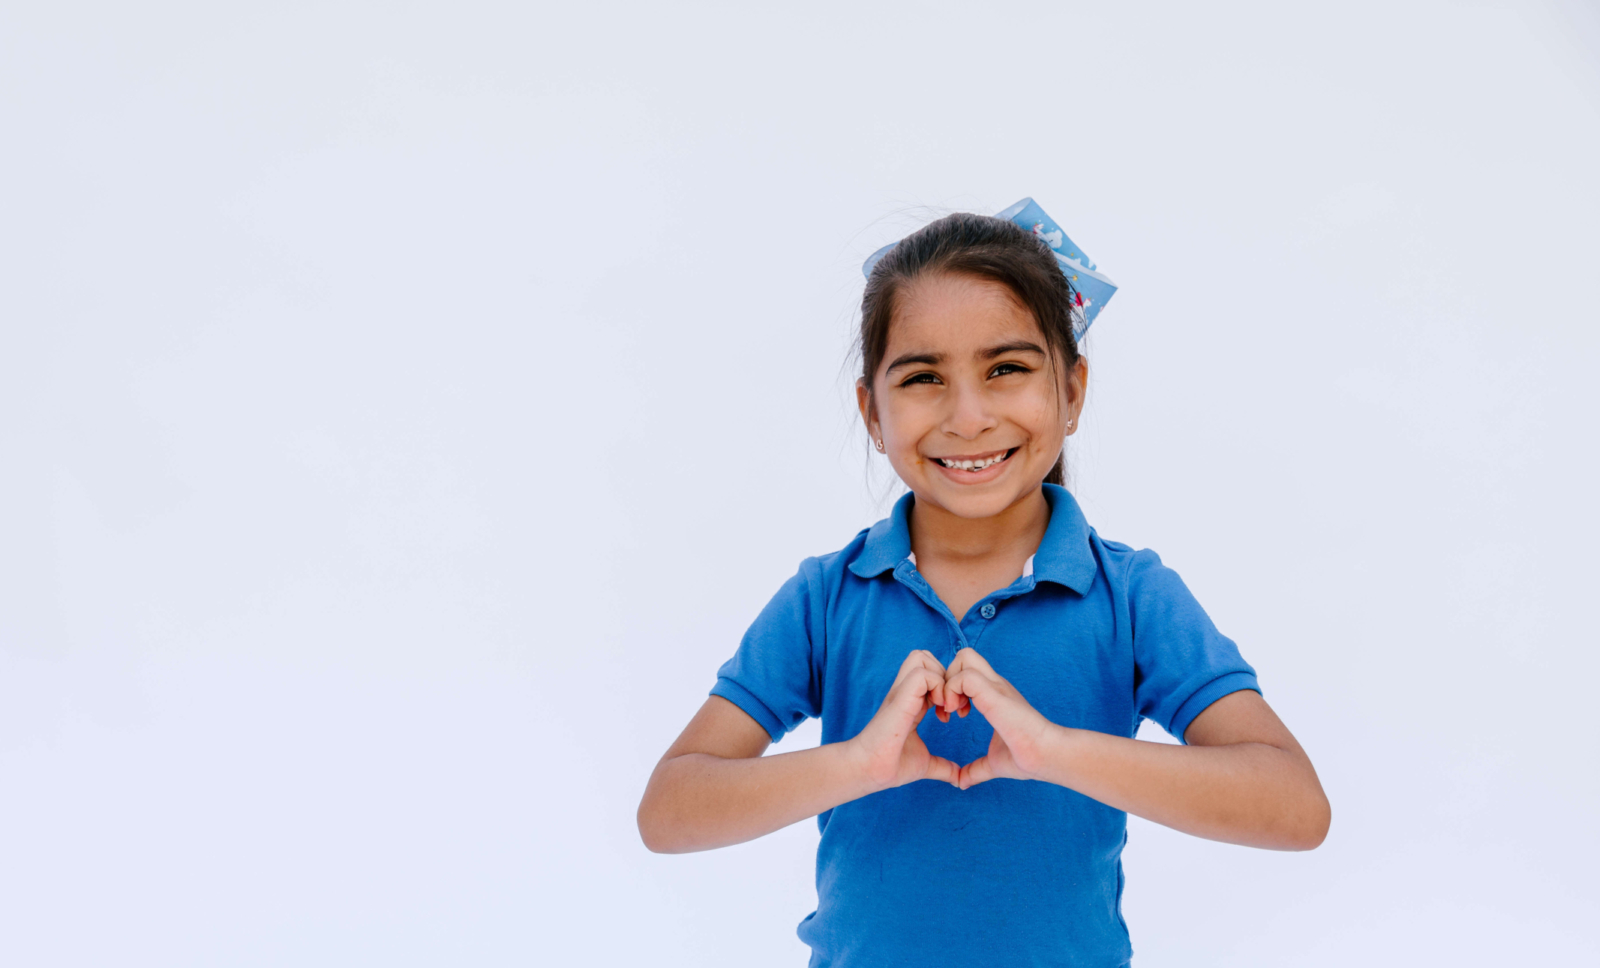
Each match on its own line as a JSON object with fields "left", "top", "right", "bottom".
{"left": 900, "top": 372, "right": 940, "bottom": 387}
{"left": 990, "top": 363, "right": 1029, "bottom": 378}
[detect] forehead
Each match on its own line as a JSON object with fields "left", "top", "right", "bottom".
{"left": 885, "top": 272, "right": 1043, "bottom": 361}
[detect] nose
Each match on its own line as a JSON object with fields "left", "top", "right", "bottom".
{"left": 939, "top": 377, "right": 998, "bottom": 440}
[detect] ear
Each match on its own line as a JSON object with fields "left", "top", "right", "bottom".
{"left": 855, "top": 378, "right": 878, "bottom": 439}
{"left": 1064, "top": 356, "right": 1089, "bottom": 436}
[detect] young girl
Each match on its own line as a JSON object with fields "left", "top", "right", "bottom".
{"left": 637, "top": 209, "right": 1329, "bottom": 966}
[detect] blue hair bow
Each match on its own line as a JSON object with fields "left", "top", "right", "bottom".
{"left": 861, "top": 198, "right": 1118, "bottom": 339}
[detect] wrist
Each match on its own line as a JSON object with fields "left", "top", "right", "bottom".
{"left": 837, "top": 735, "right": 895, "bottom": 795}
{"left": 1022, "top": 720, "right": 1074, "bottom": 784}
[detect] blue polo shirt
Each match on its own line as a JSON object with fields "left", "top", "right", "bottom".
{"left": 710, "top": 485, "right": 1259, "bottom": 967}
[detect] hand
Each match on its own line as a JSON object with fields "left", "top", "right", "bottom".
{"left": 943, "top": 647, "right": 1055, "bottom": 790}
{"left": 848, "top": 650, "right": 962, "bottom": 790}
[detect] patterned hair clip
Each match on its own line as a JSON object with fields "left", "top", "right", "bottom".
{"left": 861, "top": 197, "right": 1118, "bottom": 340}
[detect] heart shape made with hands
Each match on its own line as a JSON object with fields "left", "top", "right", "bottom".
{"left": 859, "top": 647, "right": 1055, "bottom": 792}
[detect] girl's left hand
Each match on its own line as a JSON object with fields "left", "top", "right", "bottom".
{"left": 944, "top": 647, "right": 1056, "bottom": 791}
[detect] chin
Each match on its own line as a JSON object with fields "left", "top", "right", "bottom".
{"left": 918, "top": 480, "right": 1035, "bottom": 519}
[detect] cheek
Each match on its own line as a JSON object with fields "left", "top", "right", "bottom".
{"left": 1014, "top": 387, "right": 1067, "bottom": 438}
{"left": 875, "top": 390, "right": 930, "bottom": 441}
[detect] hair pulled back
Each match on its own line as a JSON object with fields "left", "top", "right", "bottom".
{"left": 858, "top": 212, "right": 1083, "bottom": 487}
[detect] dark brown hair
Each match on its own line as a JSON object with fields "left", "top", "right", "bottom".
{"left": 858, "top": 212, "right": 1082, "bottom": 486}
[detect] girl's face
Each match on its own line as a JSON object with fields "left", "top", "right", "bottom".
{"left": 858, "top": 271, "right": 1087, "bottom": 521}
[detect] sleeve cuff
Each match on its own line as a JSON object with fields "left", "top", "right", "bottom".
{"left": 1169, "top": 671, "right": 1261, "bottom": 745}
{"left": 710, "top": 678, "right": 788, "bottom": 742}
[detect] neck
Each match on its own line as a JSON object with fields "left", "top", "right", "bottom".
{"left": 908, "top": 486, "right": 1051, "bottom": 566}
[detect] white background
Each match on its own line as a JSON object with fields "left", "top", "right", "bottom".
{"left": 3, "top": 1, "right": 1597, "bottom": 964}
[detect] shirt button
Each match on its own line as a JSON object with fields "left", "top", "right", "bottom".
{"left": 979, "top": 603, "right": 996, "bottom": 619}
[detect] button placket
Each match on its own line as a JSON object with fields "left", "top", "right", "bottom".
{"left": 893, "top": 561, "right": 970, "bottom": 656}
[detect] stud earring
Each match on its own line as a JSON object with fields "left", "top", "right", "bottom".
{"left": 875, "top": 438, "right": 885, "bottom": 452}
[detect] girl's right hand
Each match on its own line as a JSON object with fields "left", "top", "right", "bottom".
{"left": 847, "top": 650, "right": 961, "bottom": 790}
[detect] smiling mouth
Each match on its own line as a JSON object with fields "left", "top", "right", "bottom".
{"left": 933, "top": 448, "right": 1018, "bottom": 472}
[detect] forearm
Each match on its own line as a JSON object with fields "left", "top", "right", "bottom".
{"left": 1032, "top": 726, "right": 1330, "bottom": 850}
{"left": 638, "top": 741, "right": 879, "bottom": 854}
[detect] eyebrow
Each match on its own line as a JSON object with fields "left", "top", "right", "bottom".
{"left": 884, "top": 341, "right": 1047, "bottom": 375}
{"left": 885, "top": 352, "right": 945, "bottom": 375}
{"left": 979, "top": 340, "right": 1047, "bottom": 360}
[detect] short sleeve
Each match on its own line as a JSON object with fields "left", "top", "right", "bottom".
{"left": 709, "top": 561, "right": 824, "bottom": 742}
{"left": 1128, "top": 549, "right": 1260, "bottom": 743}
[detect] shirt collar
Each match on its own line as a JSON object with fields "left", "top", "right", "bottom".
{"left": 847, "top": 491, "right": 915, "bottom": 579}
{"left": 846, "top": 484, "right": 1098, "bottom": 595}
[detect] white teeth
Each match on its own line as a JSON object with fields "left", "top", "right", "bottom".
{"left": 940, "top": 451, "right": 1010, "bottom": 471}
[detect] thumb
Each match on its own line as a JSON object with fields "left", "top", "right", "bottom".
{"left": 959, "top": 730, "right": 1012, "bottom": 790}
{"left": 958, "top": 755, "right": 997, "bottom": 791}
{"left": 922, "top": 754, "right": 960, "bottom": 787}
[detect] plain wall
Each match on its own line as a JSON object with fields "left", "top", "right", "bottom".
{"left": 2, "top": 1, "right": 1597, "bottom": 964}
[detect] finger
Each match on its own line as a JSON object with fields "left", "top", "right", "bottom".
{"left": 885, "top": 655, "right": 940, "bottom": 711}
{"left": 923, "top": 754, "right": 960, "bottom": 787}
{"left": 942, "top": 653, "right": 979, "bottom": 716}
{"left": 958, "top": 755, "right": 996, "bottom": 791}
{"left": 892, "top": 668, "right": 948, "bottom": 720}
{"left": 920, "top": 651, "right": 949, "bottom": 712}
{"left": 944, "top": 669, "right": 996, "bottom": 711}
{"left": 892, "top": 650, "right": 940, "bottom": 685}
{"left": 896, "top": 649, "right": 930, "bottom": 672}
{"left": 891, "top": 650, "right": 930, "bottom": 687}
{"left": 899, "top": 650, "right": 948, "bottom": 712}
{"left": 940, "top": 667, "right": 965, "bottom": 714}
{"left": 951, "top": 647, "right": 997, "bottom": 677}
